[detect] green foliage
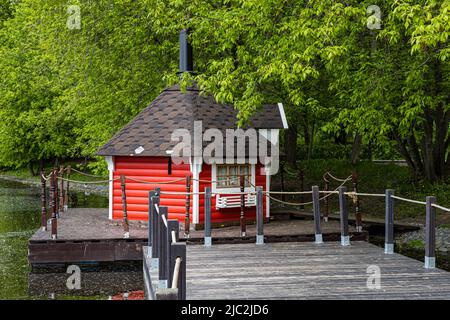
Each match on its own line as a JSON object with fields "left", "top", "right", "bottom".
{"left": 0, "top": 0, "right": 448, "bottom": 182}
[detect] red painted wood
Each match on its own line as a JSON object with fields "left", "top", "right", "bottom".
{"left": 112, "top": 157, "right": 267, "bottom": 223}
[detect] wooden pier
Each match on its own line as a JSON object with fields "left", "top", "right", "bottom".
{"left": 28, "top": 207, "right": 367, "bottom": 266}
{"left": 185, "top": 242, "right": 450, "bottom": 300}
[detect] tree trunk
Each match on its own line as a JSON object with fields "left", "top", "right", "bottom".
{"left": 350, "top": 132, "right": 362, "bottom": 165}
{"left": 284, "top": 126, "right": 298, "bottom": 167}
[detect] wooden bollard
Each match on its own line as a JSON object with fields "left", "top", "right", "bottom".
{"left": 256, "top": 186, "right": 264, "bottom": 245}
{"left": 51, "top": 169, "right": 57, "bottom": 239}
{"left": 338, "top": 186, "right": 350, "bottom": 246}
{"left": 323, "top": 174, "right": 329, "bottom": 222}
{"left": 59, "top": 166, "right": 64, "bottom": 215}
{"left": 50, "top": 169, "right": 57, "bottom": 220}
{"left": 64, "top": 165, "right": 71, "bottom": 211}
{"left": 184, "top": 176, "right": 191, "bottom": 238}
{"left": 120, "top": 175, "right": 130, "bottom": 238}
{"left": 385, "top": 189, "right": 394, "bottom": 254}
{"left": 40, "top": 171, "right": 47, "bottom": 231}
{"left": 240, "top": 176, "right": 246, "bottom": 237}
{"left": 312, "top": 186, "right": 323, "bottom": 244}
{"left": 425, "top": 196, "right": 436, "bottom": 269}
{"left": 53, "top": 168, "right": 59, "bottom": 218}
{"left": 204, "top": 187, "right": 212, "bottom": 247}
{"left": 352, "top": 171, "right": 362, "bottom": 232}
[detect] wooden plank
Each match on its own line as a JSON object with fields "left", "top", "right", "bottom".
{"left": 184, "top": 242, "right": 450, "bottom": 300}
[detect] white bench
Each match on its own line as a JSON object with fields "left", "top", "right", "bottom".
{"left": 215, "top": 194, "right": 256, "bottom": 209}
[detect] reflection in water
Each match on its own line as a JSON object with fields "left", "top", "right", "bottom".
{"left": 0, "top": 178, "right": 143, "bottom": 300}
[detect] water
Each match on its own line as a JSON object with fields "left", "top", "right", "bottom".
{"left": 0, "top": 178, "right": 142, "bottom": 300}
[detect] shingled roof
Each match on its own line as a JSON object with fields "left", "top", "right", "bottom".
{"left": 96, "top": 85, "right": 287, "bottom": 157}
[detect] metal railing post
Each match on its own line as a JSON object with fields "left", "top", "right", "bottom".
{"left": 167, "top": 219, "right": 179, "bottom": 286}
{"left": 385, "top": 189, "right": 394, "bottom": 254}
{"left": 256, "top": 186, "right": 264, "bottom": 245}
{"left": 204, "top": 187, "right": 212, "bottom": 247}
{"left": 425, "top": 196, "right": 436, "bottom": 269}
{"left": 339, "top": 186, "right": 350, "bottom": 246}
{"left": 152, "top": 188, "right": 161, "bottom": 264}
{"left": 170, "top": 243, "right": 186, "bottom": 300}
{"left": 148, "top": 190, "right": 156, "bottom": 257}
{"left": 158, "top": 206, "right": 168, "bottom": 288}
{"left": 312, "top": 186, "right": 323, "bottom": 244}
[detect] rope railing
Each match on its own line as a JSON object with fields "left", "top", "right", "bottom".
{"left": 432, "top": 203, "right": 450, "bottom": 212}
{"left": 391, "top": 195, "right": 427, "bottom": 206}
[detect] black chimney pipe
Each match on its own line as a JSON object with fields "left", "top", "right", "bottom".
{"left": 179, "top": 29, "right": 193, "bottom": 73}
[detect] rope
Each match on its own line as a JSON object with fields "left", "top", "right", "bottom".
{"left": 264, "top": 190, "right": 312, "bottom": 195}
{"left": 56, "top": 176, "right": 119, "bottom": 184}
{"left": 125, "top": 176, "right": 186, "bottom": 184}
{"left": 160, "top": 191, "right": 206, "bottom": 195}
{"left": 171, "top": 230, "right": 177, "bottom": 243}
{"left": 431, "top": 203, "right": 450, "bottom": 212}
{"left": 391, "top": 195, "right": 427, "bottom": 205}
{"left": 325, "top": 172, "right": 352, "bottom": 183}
{"left": 41, "top": 174, "right": 49, "bottom": 181}
{"left": 161, "top": 214, "right": 167, "bottom": 227}
{"left": 70, "top": 167, "right": 108, "bottom": 179}
{"left": 171, "top": 257, "right": 182, "bottom": 289}
{"left": 345, "top": 192, "right": 385, "bottom": 197}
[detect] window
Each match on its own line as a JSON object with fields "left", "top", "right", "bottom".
{"left": 216, "top": 164, "right": 251, "bottom": 188}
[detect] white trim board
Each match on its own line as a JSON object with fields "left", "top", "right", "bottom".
{"left": 211, "top": 163, "right": 256, "bottom": 194}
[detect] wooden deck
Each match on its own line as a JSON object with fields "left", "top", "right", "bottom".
{"left": 28, "top": 208, "right": 367, "bottom": 265}
{"left": 185, "top": 242, "right": 450, "bottom": 300}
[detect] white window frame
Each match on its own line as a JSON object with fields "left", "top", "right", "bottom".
{"left": 211, "top": 163, "right": 256, "bottom": 194}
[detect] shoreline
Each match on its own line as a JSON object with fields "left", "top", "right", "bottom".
{"left": 0, "top": 174, "right": 108, "bottom": 196}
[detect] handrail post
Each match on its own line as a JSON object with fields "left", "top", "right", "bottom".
{"left": 65, "top": 165, "right": 71, "bottom": 211}
{"left": 184, "top": 176, "right": 191, "bottom": 238}
{"left": 339, "top": 186, "right": 350, "bottom": 246}
{"left": 256, "top": 186, "right": 264, "bottom": 245}
{"left": 170, "top": 243, "right": 187, "bottom": 300}
{"left": 312, "top": 186, "right": 323, "bottom": 244}
{"left": 158, "top": 206, "right": 168, "bottom": 288}
{"left": 352, "top": 171, "right": 362, "bottom": 232}
{"left": 204, "top": 187, "right": 212, "bottom": 247}
{"left": 59, "top": 166, "right": 64, "bottom": 215}
{"left": 40, "top": 170, "right": 47, "bottom": 231}
{"left": 167, "top": 220, "right": 179, "bottom": 286}
{"left": 151, "top": 188, "right": 161, "bottom": 268}
{"left": 323, "top": 174, "right": 329, "bottom": 222}
{"left": 55, "top": 168, "right": 60, "bottom": 218}
{"left": 425, "top": 196, "right": 436, "bottom": 269}
{"left": 385, "top": 189, "right": 394, "bottom": 254}
{"left": 120, "top": 174, "right": 130, "bottom": 238}
{"left": 240, "top": 176, "right": 246, "bottom": 237}
{"left": 50, "top": 169, "right": 57, "bottom": 240}
{"left": 148, "top": 190, "right": 156, "bottom": 257}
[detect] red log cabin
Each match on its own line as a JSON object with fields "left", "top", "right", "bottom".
{"left": 96, "top": 30, "right": 288, "bottom": 228}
